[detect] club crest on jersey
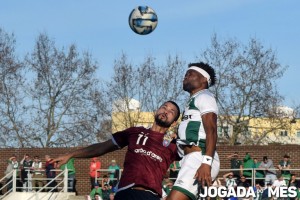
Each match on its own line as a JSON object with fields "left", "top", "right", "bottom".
{"left": 163, "top": 134, "right": 172, "bottom": 147}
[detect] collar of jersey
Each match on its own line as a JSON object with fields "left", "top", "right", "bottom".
{"left": 190, "top": 89, "right": 207, "bottom": 98}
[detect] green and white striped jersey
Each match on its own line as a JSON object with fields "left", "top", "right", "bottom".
{"left": 177, "top": 89, "right": 218, "bottom": 156}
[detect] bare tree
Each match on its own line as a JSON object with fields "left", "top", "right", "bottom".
{"left": 24, "top": 33, "right": 108, "bottom": 147}
{"left": 199, "top": 34, "right": 289, "bottom": 145}
{"left": 107, "top": 53, "right": 186, "bottom": 131}
{"left": 138, "top": 54, "right": 187, "bottom": 112}
{"left": 0, "top": 28, "right": 27, "bottom": 147}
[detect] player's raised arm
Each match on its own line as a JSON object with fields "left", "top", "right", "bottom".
{"left": 52, "top": 139, "right": 118, "bottom": 167}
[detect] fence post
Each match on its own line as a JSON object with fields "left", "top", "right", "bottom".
{"left": 12, "top": 169, "right": 17, "bottom": 192}
{"left": 64, "top": 169, "right": 68, "bottom": 193}
{"left": 252, "top": 168, "right": 255, "bottom": 187}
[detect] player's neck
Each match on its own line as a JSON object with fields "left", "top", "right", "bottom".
{"left": 150, "top": 124, "right": 168, "bottom": 134}
{"left": 190, "top": 87, "right": 206, "bottom": 96}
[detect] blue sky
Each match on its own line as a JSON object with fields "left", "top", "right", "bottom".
{"left": 1, "top": 0, "right": 299, "bottom": 107}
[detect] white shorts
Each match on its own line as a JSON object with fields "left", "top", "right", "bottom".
{"left": 173, "top": 151, "right": 220, "bottom": 200}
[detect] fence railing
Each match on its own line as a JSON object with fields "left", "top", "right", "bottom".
{"left": 93, "top": 167, "right": 299, "bottom": 187}
{"left": 0, "top": 169, "right": 15, "bottom": 199}
{"left": 1, "top": 167, "right": 299, "bottom": 199}
{"left": 94, "top": 169, "right": 123, "bottom": 186}
{"left": 0, "top": 169, "right": 70, "bottom": 200}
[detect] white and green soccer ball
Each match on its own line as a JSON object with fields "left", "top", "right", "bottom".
{"left": 128, "top": 6, "right": 158, "bottom": 35}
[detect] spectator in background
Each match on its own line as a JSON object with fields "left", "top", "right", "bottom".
{"left": 212, "top": 178, "right": 222, "bottom": 188}
{"left": 223, "top": 172, "right": 237, "bottom": 200}
{"left": 60, "top": 158, "right": 76, "bottom": 192}
{"left": 261, "top": 182, "right": 273, "bottom": 200}
{"left": 253, "top": 182, "right": 264, "bottom": 200}
{"left": 253, "top": 158, "right": 265, "bottom": 181}
{"left": 169, "top": 161, "right": 180, "bottom": 182}
{"left": 31, "top": 155, "right": 44, "bottom": 191}
{"left": 288, "top": 174, "right": 299, "bottom": 188}
{"left": 94, "top": 193, "right": 103, "bottom": 200}
{"left": 102, "top": 184, "right": 112, "bottom": 200}
{"left": 241, "top": 152, "right": 254, "bottom": 185}
{"left": 237, "top": 175, "right": 251, "bottom": 200}
{"left": 288, "top": 174, "right": 300, "bottom": 200}
{"left": 8, "top": 156, "right": 19, "bottom": 170}
{"left": 108, "top": 160, "right": 120, "bottom": 190}
{"left": 20, "top": 154, "right": 33, "bottom": 191}
{"left": 101, "top": 175, "right": 112, "bottom": 190}
{"left": 162, "top": 179, "right": 174, "bottom": 196}
{"left": 4, "top": 160, "right": 14, "bottom": 192}
{"left": 90, "top": 157, "right": 101, "bottom": 190}
{"left": 8, "top": 156, "right": 22, "bottom": 191}
{"left": 45, "top": 155, "right": 57, "bottom": 192}
{"left": 90, "top": 182, "right": 103, "bottom": 200}
{"left": 278, "top": 154, "right": 291, "bottom": 182}
{"left": 272, "top": 174, "right": 286, "bottom": 188}
{"left": 109, "top": 193, "right": 114, "bottom": 200}
{"left": 259, "top": 156, "right": 276, "bottom": 186}
{"left": 223, "top": 172, "right": 237, "bottom": 189}
{"left": 237, "top": 175, "right": 250, "bottom": 188}
{"left": 227, "top": 152, "right": 242, "bottom": 180}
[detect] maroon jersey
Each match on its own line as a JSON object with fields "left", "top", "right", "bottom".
{"left": 112, "top": 126, "right": 177, "bottom": 197}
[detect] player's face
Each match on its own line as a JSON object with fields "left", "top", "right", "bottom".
{"left": 155, "top": 102, "right": 178, "bottom": 128}
{"left": 183, "top": 69, "right": 206, "bottom": 93}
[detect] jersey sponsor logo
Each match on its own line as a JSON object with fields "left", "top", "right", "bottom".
{"left": 182, "top": 114, "right": 192, "bottom": 121}
{"left": 134, "top": 148, "right": 163, "bottom": 162}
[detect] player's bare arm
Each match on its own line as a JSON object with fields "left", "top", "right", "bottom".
{"left": 194, "top": 112, "right": 217, "bottom": 186}
{"left": 52, "top": 139, "right": 118, "bottom": 167}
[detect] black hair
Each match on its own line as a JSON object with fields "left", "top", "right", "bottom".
{"left": 188, "top": 62, "right": 216, "bottom": 87}
{"left": 165, "top": 100, "right": 180, "bottom": 121}
{"left": 263, "top": 156, "right": 268, "bottom": 160}
{"left": 94, "top": 193, "right": 101, "bottom": 197}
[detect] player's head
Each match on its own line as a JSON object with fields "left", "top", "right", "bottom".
{"left": 183, "top": 62, "right": 216, "bottom": 93}
{"left": 154, "top": 101, "right": 180, "bottom": 128}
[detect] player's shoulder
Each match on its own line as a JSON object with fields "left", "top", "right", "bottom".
{"left": 196, "top": 89, "right": 215, "bottom": 98}
{"left": 125, "top": 126, "right": 148, "bottom": 133}
{"left": 194, "top": 89, "right": 216, "bottom": 104}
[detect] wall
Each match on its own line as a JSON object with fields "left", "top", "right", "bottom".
{"left": 0, "top": 144, "right": 299, "bottom": 195}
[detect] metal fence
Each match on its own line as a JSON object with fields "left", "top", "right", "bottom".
{"left": 0, "top": 169, "right": 70, "bottom": 200}
{"left": 1, "top": 167, "right": 299, "bottom": 199}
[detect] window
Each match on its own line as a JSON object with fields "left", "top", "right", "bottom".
{"left": 296, "top": 130, "right": 300, "bottom": 138}
{"left": 280, "top": 130, "right": 288, "bottom": 137}
{"left": 218, "top": 126, "right": 229, "bottom": 137}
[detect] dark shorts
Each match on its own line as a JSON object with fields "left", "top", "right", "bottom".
{"left": 114, "top": 188, "right": 160, "bottom": 200}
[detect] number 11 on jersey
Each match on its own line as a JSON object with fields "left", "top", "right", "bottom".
{"left": 136, "top": 133, "right": 148, "bottom": 145}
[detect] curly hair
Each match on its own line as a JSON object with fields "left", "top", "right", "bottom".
{"left": 188, "top": 62, "right": 216, "bottom": 87}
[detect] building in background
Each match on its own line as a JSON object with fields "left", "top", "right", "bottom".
{"left": 112, "top": 102, "right": 300, "bottom": 145}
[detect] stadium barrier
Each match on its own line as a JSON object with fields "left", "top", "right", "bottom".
{"left": 0, "top": 169, "right": 70, "bottom": 200}
{"left": 1, "top": 168, "right": 299, "bottom": 199}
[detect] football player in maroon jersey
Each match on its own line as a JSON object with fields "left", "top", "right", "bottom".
{"left": 52, "top": 101, "right": 180, "bottom": 200}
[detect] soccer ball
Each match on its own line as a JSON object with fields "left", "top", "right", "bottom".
{"left": 128, "top": 6, "right": 158, "bottom": 35}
